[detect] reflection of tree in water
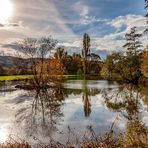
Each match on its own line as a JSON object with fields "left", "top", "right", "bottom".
{"left": 82, "top": 80, "right": 91, "bottom": 117}
{"left": 82, "top": 80, "right": 102, "bottom": 117}
{"left": 15, "top": 84, "right": 65, "bottom": 140}
{"left": 102, "top": 85, "right": 148, "bottom": 147}
{"left": 63, "top": 80, "right": 100, "bottom": 117}
{"left": 103, "top": 85, "right": 144, "bottom": 120}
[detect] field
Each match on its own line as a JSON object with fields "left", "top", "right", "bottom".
{"left": 0, "top": 75, "right": 32, "bottom": 81}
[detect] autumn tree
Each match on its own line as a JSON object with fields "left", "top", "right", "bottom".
{"left": 141, "top": 47, "right": 148, "bottom": 76}
{"left": 141, "top": 1, "right": 148, "bottom": 77}
{"left": 82, "top": 33, "right": 90, "bottom": 74}
{"left": 17, "top": 37, "right": 57, "bottom": 87}
{"left": 54, "top": 47, "right": 67, "bottom": 74}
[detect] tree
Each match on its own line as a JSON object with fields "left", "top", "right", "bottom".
{"left": 49, "top": 58, "right": 66, "bottom": 75}
{"left": 123, "top": 27, "right": 143, "bottom": 83}
{"left": 82, "top": 33, "right": 90, "bottom": 74}
{"left": 102, "top": 52, "right": 122, "bottom": 78}
{"left": 141, "top": 47, "right": 148, "bottom": 76}
{"left": 0, "top": 66, "right": 5, "bottom": 76}
{"left": 13, "top": 57, "right": 30, "bottom": 75}
{"left": 54, "top": 47, "right": 67, "bottom": 61}
{"left": 123, "top": 27, "right": 142, "bottom": 56}
{"left": 17, "top": 37, "right": 57, "bottom": 87}
{"left": 88, "top": 53, "right": 101, "bottom": 62}
{"left": 54, "top": 47, "right": 67, "bottom": 74}
{"left": 72, "top": 53, "right": 82, "bottom": 74}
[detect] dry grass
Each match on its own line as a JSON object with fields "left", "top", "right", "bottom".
{"left": 0, "top": 118, "right": 147, "bottom": 148}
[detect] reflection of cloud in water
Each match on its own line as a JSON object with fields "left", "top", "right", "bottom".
{"left": 60, "top": 94, "right": 122, "bottom": 136}
{"left": 0, "top": 80, "right": 147, "bottom": 145}
{"left": 63, "top": 80, "right": 119, "bottom": 90}
{"left": 0, "top": 127, "right": 8, "bottom": 143}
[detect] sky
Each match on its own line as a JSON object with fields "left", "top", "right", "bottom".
{"left": 0, "top": 0, "right": 147, "bottom": 57}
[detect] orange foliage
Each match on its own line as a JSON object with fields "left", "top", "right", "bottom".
{"left": 47, "top": 58, "right": 67, "bottom": 75}
{"left": 141, "top": 50, "right": 148, "bottom": 76}
{"left": 37, "top": 58, "right": 66, "bottom": 76}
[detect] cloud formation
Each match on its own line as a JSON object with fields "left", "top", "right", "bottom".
{"left": 0, "top": 0, "right": 147, "bottom": 56}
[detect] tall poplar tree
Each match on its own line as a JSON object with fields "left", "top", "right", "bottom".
{"left": 82, "top": 33, "right": 90, "bottom": 74}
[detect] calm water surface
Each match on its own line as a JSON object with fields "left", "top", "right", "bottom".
{"left": 0, "top": 80, "right": 147, "bottom": 145}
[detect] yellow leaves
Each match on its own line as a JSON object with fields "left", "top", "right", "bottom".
{"left": 141, "top": 50, "right": 148, "bottom": 76}
{"left": 36, "top": 58, "right": 66, "bottom": 77}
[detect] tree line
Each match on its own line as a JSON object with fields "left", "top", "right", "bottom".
{"left": 0, "top": 1, "right": 147, "bottom": 86}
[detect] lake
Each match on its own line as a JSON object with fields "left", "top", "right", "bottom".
{"left": 0, "top": 79, "right": 147, "bottom": 146}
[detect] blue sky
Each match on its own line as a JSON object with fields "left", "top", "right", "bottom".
{"left": 0, "top": 0, "right": 147, "bottom": 57}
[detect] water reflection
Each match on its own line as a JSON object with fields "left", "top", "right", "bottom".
{"left": 102, "top": 85, "right": 148, "bottom": 146}
{"left": 15, "top": 86, "right": 64, "bottom": 142}
{"left": 82, "top": 80, "right": 99, "bottom": 117}
{"left": 102, "top": 85, "right": 145, "bottom": 121}
{"left": 0, "top": 128, "right": 8, "bottom": 143}
{"left": 0, "top": 80, "right": 147, "bottom": 145}
{"left": 64, "top": 80, "right": 101, "bottom": 117}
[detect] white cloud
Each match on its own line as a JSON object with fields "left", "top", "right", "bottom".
{"left": 59, "top": 14, "right": 148, "bottom": 53}
{"left": 73, "top": 1, "right": 89, "bottom": 17}
{"left": 0, "top": 0, "right": 147, "bottom": 57}
{"left": 107, "top": 14, "right": 147, "bottom": 33}
{"left": 0, "top": 0, "right": 78, "bottom": 54}
{"left": 73, "top": 1, "right": 107, "bottom": 25}
{"left": 59, "top": 40, "right": 81, "bottom": 48}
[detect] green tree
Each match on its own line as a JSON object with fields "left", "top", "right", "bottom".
{"left": 72, "top": 53, "right": 82, "bottom": 74}
{"left": 123, "top": 27, "right": 142, "bottom": 56}
{"left": 103, "top": 52, "right": 124, "bottom": 79}
{"left": 123, "top": 27, "right": 143, "bottom": 83}
{"left": 82, "top": 33, "right": 90, "bottom": 74}
{"left": 54, "top": 47, "right": 67, "bottom": 61}
{"left": 88, "top": 53, "right": 101, "bottom": 74}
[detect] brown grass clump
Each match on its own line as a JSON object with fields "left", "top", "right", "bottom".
{"left": 0, "top": 142, "right": 31, "bottom": 148}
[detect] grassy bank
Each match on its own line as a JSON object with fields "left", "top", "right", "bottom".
{"left": 0, "top": 75, "right": 32, "bottom": 81}
{"left": 0, "top": 75, "right": 78, "bottom": 82}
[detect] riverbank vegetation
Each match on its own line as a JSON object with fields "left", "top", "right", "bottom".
{"left": 0, "top": 1, "right": 148, "bottom": 147}
{"left": 0, "top": 30, "right": 147, "bottom": 85}
{"left": 0, "top": 120, "right": 147, "bottom": 148}
{"left": 0, "top": 1, "right": 147, "bottom": 86}
{"left": 0, "top": 28, "right": 147, "bottom": 86}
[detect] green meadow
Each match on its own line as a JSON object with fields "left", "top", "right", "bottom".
{"left": 0, "top": 75, "right": 32, "bottom": 81}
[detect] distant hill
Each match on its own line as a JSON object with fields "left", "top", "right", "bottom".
{"left": 0, "top": 56, "right": 29, "bottom": 68}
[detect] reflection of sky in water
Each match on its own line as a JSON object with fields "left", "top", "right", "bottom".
{"left": 0, "top": 127, "right": 8, "bottom": 143}
{"left": 54, "top": 94, "right": 125, "bottom": 142}
{"left": 63, "top": 80, "right": 119, "bottom": 90}
{"left": 0, "top": 80, "right": 147, "bottom": 144}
